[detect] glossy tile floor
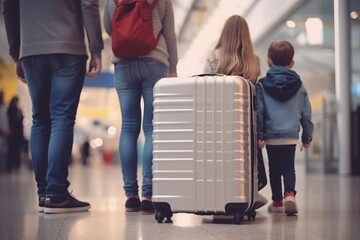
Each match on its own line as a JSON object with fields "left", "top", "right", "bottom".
{"left": 1, "top": 159, "right": 360, "bottom": 240}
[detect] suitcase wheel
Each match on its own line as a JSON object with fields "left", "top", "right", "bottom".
{"left": 247, "top": 210, "right": 256, "bottom": 221}
{"left": 155, "top": 211, "right": 164, "bottom": 223}
{"left": 155, "top": 211, "right": 173, "bottom": 223}
{"left": 233, "top": 213, "right": 244, "bottom": 224}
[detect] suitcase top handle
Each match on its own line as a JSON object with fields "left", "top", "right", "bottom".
{"left": 192, "top": 73, "right": 226, "bottom": 77}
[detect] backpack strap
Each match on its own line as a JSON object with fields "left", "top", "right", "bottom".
{"left": 113, "top": 0, "right": 158, "bottom": 7}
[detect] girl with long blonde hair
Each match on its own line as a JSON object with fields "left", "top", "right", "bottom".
{"left": 203, "top": 15, "right": 267, "bottom": 209}
{"left": 204, "top": 15, "right": 260, "bottom": 83}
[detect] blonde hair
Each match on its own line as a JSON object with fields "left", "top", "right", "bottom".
{"left": 214, "top": 15, "right": 260, "bottom": 83}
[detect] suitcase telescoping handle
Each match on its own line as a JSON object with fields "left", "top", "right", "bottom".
{"left": 192, "top": 73, "right": 226, "bottom": 77}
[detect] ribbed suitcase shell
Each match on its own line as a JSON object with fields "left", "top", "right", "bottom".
{"left": 152, "top": 75, "right": 257, "bottom": 223}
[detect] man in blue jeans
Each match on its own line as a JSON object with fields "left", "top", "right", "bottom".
{"left": 3, "top": 0, "right": 103, "bottom": 213}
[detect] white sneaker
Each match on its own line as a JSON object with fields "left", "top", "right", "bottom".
{"left": 284, "top": 192, "right": 298, "bottom": 215}
{"left": 268, "top": 201, "right": 284, "bottom": 213}
{"left": 254, "top": 192, "right": 268, "bottom": 209}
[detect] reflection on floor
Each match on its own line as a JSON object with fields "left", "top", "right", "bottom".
{"left": 0, "top": 160, "right": 360, "bottom": 240}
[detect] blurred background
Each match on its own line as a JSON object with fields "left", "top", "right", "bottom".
{"left": 0, "top": 0, "right": 359, "bottom": 174}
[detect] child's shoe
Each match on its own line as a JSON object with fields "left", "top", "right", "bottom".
{"left": 284, "top": 191, "right": 298, "bottom": 215}
{"left": 268, "top": 201, "right": 284, "bottom": 213}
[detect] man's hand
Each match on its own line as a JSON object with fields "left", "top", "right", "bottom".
{"left": 87, "top": 56, "right": 102, "bottom": 77}
{"left": 15, "top": 62, "right": 26, "bottom": 83}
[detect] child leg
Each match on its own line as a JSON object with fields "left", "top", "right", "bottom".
{"left": 266, "top": 145, "right": 284, "bottom": 202}
{"left": 280, "top": 144, "right": 298, "bottom": 215}
{"left": 280, "top": 145, "right": 297, "bottom": 194}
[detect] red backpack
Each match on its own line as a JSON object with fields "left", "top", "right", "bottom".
{"left": 111, "top": 0, "right": 160, "bottom": 59}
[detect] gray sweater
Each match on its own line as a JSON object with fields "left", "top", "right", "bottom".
{"left": 3, "top": 0, "right": 104, "bottom": 62}
{"left": 104, "top": 0, "right": 178, "bottom": 74}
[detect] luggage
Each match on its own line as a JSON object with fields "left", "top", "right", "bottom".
{"left": 152, "top": 75, "right": 258, "bottom": 224}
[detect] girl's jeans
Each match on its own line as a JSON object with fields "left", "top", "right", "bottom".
{"left": 22, "top": 54, "right": 86, "bottom": 199}
{"left": 114, "top": 58, "right": 168, "bottom": 198}
{"left": 266, "top": 144, "right": 297, "bottom": 202}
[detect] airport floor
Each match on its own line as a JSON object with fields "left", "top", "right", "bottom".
{"left": 1, "top": 159, "right": 360, "bottom": 240}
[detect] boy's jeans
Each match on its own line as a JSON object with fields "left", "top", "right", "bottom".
{"left": 266, "top": 144, "right": 297, "bottom": 202}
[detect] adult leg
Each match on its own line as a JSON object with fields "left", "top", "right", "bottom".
{"left": 114, "top": 61, "right": 142, "bottom": 198}
{"left": 46, "top": 54, "right": 86, "bottom": 199}
{"left": 22, "top": 55, "right": 51, "bottom": 198}
{"left": 140, "top": 59, "right": 168, "bottom": 198}
{"left": 5, "top": 136, "right": 15, "bottom": 172}
{"left": 12, "top": 136, "right": 22, "bottom": 171}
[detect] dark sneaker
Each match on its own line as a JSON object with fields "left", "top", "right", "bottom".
{"left": 44, "top": 192, "right": 91, "bottom": 214}
{"left": 140, "top": 200, "right": 154, "bottom": 214}
{"left": 38, "top": 196, "right": 46, "bottom": 212}
{"left": 125, "top": 197, "right": 141, "bottom": 212}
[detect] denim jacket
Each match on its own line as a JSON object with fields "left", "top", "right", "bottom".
{"left": 256, "top": 66, "right": 314, "bottom": 144}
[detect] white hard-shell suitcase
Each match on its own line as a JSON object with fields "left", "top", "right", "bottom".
{"left": 152, "top": 75, "right": 258, "bottom": 224}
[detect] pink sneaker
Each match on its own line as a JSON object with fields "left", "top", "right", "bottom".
{"left": 284, "top": 191, "right": 298, "bottom": 215}
{"left": 268, "top": 201, "right": 284, "bottom": 213}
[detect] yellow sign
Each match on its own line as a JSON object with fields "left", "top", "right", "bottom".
{"left": 0, "top": 61, "right": 17, "bottom": 103}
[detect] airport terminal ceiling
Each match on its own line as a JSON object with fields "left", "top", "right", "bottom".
{"left": 0, "top": 0, "right": 358, "bottom": 77}
{"left": 0, "top": 0, "right": 359, "bottom": 148}
{"left": 177, "top": 0, "right": 359, "bottom": 109}
{"left": 254, "top": 0, "right": 360, "bottom": 107}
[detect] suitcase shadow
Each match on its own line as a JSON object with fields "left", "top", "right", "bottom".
{"left": 200, "top": 213, "right": 268, "bottom": 225}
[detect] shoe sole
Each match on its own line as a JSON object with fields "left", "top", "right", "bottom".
{"left": 38, "top": 207, "right": 44, "bottom": 212}
{"left": 126, "top": 207, "right": 140, "bottom": 212}
{"left": 44, "top": 205, "right": 91, "bottom": 214}
{"left": 141, "top": 210, "right": 155, "bottom": 215}
{"left": 268, "top": 207, "right": 284, "bottom": 213}
{"left": 284, "top": 201, "right": 298, "bottom": 215}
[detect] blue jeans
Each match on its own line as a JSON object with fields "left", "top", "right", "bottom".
{"left": 114, "top": 58, "right": 168, "bottom": 198}
{"left": 266, "top": 144, "right": 297, "bottom": 202}
{"left": 21, "top": 54, "right": 86, "bottom": 199}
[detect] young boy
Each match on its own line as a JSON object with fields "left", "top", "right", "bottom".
{"left": 256, "top": 40, "right": 314, "bottom": 215}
